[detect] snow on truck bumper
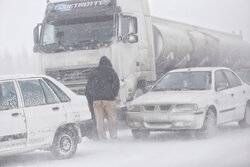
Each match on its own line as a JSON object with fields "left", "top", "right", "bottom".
{"left": 126, "top": 110, "right": 205, "bottom": 130}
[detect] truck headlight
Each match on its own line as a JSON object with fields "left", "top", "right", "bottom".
{"left": 128, "top": 105, "right": 141, "bottom": 112}
{"left": 173, "top": 104, "right": 198, "bottom": 113}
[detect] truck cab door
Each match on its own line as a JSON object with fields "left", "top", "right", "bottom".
{"left": 0, "top": 81, "right": 26, "bottom": 153}
{"left": 18, "top": 79, "right": 66, "bottom": 148}
{"left": 114, "top": 14, "right": 141, "bottom": 103}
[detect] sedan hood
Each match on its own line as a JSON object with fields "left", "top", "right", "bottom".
{"left": 131, "top": 91, "right": 211, "bottom": 105}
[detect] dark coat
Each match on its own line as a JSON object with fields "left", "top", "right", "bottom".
{"left": 85, "top": 56, "right": 120, "bottom": 101}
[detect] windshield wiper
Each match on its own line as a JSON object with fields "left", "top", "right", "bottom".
{"left": 0, "top": 107, "right": 11, "bottom": 111}
{"left": 41, "top": 43, "right": 65, "bottom": 53}
{"left": 152, "top": 88, "right": 168, "bottom": 92}
{"left": 78, "top": 39, "right": 103, "bottom": 45}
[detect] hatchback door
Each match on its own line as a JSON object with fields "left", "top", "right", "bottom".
{"left": 214, "top": 70, "right": 235, "bottom": 123}
{"left": 0, "top": 81, "right": 26, "bottom": 152}
{"left": 18, "top": 78, "right": 66, "bottom": 148}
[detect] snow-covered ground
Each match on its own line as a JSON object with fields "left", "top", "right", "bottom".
{"left": 1, "top": 123, "right": 250, "bottom": 167}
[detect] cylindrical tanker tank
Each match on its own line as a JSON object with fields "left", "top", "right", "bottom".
{"left": 152, "top": 16, "right": 250, "bottom": 79}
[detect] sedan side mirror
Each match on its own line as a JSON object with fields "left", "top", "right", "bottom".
{"left": 216, "top": 82, "right": 229, "bottom": 92}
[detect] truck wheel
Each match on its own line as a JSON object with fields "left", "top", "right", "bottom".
{"left": 239, "top": 103, "right": 250, "bottom": 128}
{"left": 51, "top": 129, "right": 78, "bottom": 159}
{"left": 197, "top": 110, "right": 217, "bottom": 139}
{"left": 131, "top": 129, "right": 150, "bottom": 139}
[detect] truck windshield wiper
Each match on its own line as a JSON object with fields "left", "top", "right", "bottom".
{"left": 0, "top": 106, "right": 10, "bottom": 111}
{"left": 41, "top": 43, "right": 65, "bottom": 53}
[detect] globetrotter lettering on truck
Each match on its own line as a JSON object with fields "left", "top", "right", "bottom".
{"left": 54, "top": 0, "right": 112, "bottom": 12}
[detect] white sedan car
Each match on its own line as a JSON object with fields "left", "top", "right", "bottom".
{"left": 127, "top": 67, "right": 250, "bottom": 138}
{"left": 0, "top": 74, "right": 91, "bottom": 159}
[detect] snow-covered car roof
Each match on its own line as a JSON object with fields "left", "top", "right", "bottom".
{"left": 0, "top": 74, "right": 48, "bottom": 81}
{"left": 169, "top": 67, "right": 231, "bottom": 73}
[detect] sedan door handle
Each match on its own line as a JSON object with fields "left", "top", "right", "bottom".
{"left": 11, "top": 113, "right": 20, "bottom": 117}
{"left": 52, "top": 107, "right": 60, "bottom": 111}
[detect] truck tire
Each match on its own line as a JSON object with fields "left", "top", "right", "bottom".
{"left": 196, "top": 109, "right": 217, "bottom": 139}
{"left": 51, "top": 129, "right": 78, "bottom": 159}
{"left": 239, "top": 103, "right": 250, "bottom": 128}
{"left": 131, "top": 129, "right": 150, "bottom": 139}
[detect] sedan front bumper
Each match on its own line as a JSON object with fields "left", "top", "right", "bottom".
{"left": 126, "top": 111, "right": 205, "bottom": 131}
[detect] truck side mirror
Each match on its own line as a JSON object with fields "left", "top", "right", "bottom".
{"left": 33, "top": 24, "right": 42, "bottom": 52}
{"left": 128, "top": 34, "right": 138, "bottom": 43}
{"left": 119, "top": 15, "right": 138, "bottom": 43}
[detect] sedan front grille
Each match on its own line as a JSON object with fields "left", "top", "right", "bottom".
{"left": 144, "top": 106, "right": 155, "bottom": 111}
{"left": 160, "top": 105, "right": 171, "bottom": 111}
{"left": 142, "top": 104, "right": 173, "bottom": 112}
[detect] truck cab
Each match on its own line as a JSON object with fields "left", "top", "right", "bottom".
{"left": 33, "top": 0, "right": 156, "bottom": 110}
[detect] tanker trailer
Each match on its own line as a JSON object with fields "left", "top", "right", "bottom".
{"left": 152, "top": 17, "right": 250, "bottom": 79}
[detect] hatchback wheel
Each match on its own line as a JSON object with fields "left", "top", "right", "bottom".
{"left": 131, "top": 129, "right": 150, "bottom": 139}
{"left": 197, "top": 110, "right": 217, "bottom": 139}
{"left": 51, "top": 129, "right": 78, "bottom": 159}
{"left": 239, "top": 103, "right": 250, "bottom": 128}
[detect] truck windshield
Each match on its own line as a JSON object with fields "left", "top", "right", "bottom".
{"left": 40, "top": 15, "right": 115, "bottom": 53}
{"left": 152, "top": 71, "right": 212, "bottom": 91}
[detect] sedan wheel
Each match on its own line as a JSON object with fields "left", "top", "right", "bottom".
{"left": 51, "top": 129, "right": 78, "bottom": 159}
{"left": 197, "top": 110, "right": 217, "bottom": 139}
{"left": 239, "top": 103, "right": 250, "bottom": 128}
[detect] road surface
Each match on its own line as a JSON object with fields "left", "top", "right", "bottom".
{"left": 1, "top": 123, "right": 250, "bottom": 167}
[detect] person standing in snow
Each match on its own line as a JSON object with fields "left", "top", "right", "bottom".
{"left": 85, "top": 56, "right": 120, "bottom": 140}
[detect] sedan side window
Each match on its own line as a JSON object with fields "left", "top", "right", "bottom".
{"left": 223, "top": 70, "right": 242, "bottom": 88}
{"left": 19, "top": 80, "right": 46, "bottom": 107}
{"left": 43, "top": 78, "right": 70, "bottom": 103}
{"left": 215, "top": 70, "right": 229, "bottom": 91}
{"left": 0, "top": 82, "right": 18, "bottom": 111}
{"left": 40, "top": 80, "right": 58, "bottom": 104}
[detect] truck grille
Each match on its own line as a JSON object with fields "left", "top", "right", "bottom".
{"left": 46, "top": 67, "right": 95, "bottom": 95}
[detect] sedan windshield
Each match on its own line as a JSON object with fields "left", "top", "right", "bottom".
{"left": 152, "top": 71, "right": 212, "bottom": 91}
{"left": 41, "top": 15, "right": 115, "bottom": 52}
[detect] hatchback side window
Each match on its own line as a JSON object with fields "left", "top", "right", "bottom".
{"left": 215, "top": 70, "right": 229, "bottom": 91}
{"left": 19, "top": 80, "right": 46, "bottom": 107}
{"left": 0, "top": 82, "right": 18, "bottom": 111}
{"left": 223, "top": 70, "right": 242, "bottom": 88}
{"left": 43, "top": 78, "right": 70, "bottom": 103}
{"left": 40, "top": 80, "right": 58, "bottom": 104}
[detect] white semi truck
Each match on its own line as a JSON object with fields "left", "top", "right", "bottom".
{"left": 33, "top": 0, "right": 250, "bottom": 113}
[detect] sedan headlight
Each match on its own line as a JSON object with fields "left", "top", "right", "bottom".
{"left": 127, "top": 105, "right": 141, "bottom": 112}
{"left": 173, "top": 104, "right": 198, "bottom": 113}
